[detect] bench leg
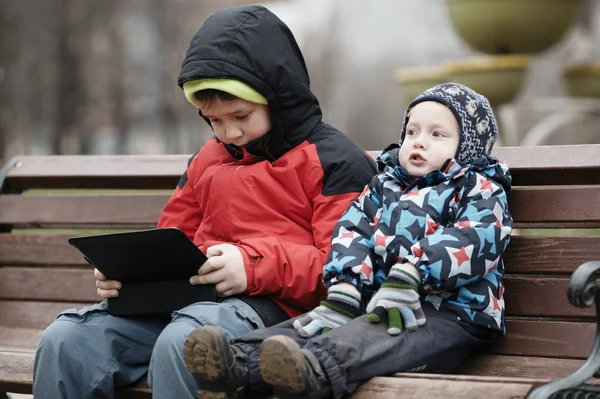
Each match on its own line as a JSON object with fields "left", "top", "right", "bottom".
{"left": 0, "top": 393, "right": 7, "bottom": 399}
{"left": 527, "top": 261, "right": 600, "bottom": 398}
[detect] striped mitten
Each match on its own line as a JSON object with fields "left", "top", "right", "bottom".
{"left": 366, "top": 263, "right": 426, "bottom": 335}
{"left": 293, "top": 283, "right": 363, "bottom": 338}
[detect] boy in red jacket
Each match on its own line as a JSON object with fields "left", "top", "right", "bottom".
{"left": 32, "top": 5, "right": 376, "bottom": 399}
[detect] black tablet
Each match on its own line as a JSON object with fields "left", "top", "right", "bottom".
{"left": 68, "top": 227, "right": 208, "bottom": 284}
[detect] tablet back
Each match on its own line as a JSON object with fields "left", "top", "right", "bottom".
{"left": 68, "top": 228, "right": 207, "bottom": 284}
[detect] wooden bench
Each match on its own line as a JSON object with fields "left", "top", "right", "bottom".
{"left": 1, "top": 144, "right": 599, "bottom": 398}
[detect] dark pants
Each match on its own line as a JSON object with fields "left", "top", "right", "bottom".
{"left": 232, "top": 302, "right": 497, "bottom": 399}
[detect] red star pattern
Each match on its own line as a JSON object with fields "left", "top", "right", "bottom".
{"left": 359, "top": 261, "right": 372, "bottom": 280}
{"left": 426, "top": 220, "right": 440, "bottom": 235}
{"left": 339, "top": 231, "right": 355, "bottom": 240}
{"left": 412, "top": 246, "right": 424, "bottom": 259}
{"left": 480, "top": 178, "right": 493, "bottom": 192}
{"left": 452, "top": 246, "right": 470, "bottom": 267}
{"left": 371, "top": 216, "right": 380, "bottom": 227}
{"left": 491, "top": 295, "right": 501, "bottom": 311}
{"left": 375, "top": 233, "right": 391, "bottom": 247}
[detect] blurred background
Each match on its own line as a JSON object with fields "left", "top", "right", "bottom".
{"left": 1, "top": 0, "right": 600, "bottom": 166}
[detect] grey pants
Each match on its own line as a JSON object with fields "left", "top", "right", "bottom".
{"left": 232, "top": 302, "right": 496, "bottom": 399}
{"left": 33, "top": 298, "right": 265, "bottom": 399}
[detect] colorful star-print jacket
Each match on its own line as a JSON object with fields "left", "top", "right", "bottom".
{"left": 323, "top": 145, "right": 513, "bottom": 333}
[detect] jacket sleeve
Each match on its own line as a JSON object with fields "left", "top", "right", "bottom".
{"left": 321, "top": 175, "right": 383, "bottom": 291}
{"left": 239, "top": 150, "right": 377, "bottom": 313}
{"left": 156, "top": 152, "right": 203, "bottom": 238}
{"left": 237, "top": 189, "right": 365, "bottom": 312}
{"left": 403, "top": 172, "right": 513, "bottom": 292}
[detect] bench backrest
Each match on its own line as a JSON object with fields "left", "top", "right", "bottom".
{"left": 1, "top": 144, "right": 599, "bottom": 359}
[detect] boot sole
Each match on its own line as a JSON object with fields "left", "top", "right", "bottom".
{"left": 196, "top": 389, "right": 244, "bottom": 399}
{"left": 259, "top": 335, "right": 307, "bottom": 394}
{"left": 184, "top": 326, "right": 230, "bottom": 381}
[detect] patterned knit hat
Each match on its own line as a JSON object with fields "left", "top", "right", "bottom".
{"left": 399, "top": 82, "right": 498, "bottom": 165}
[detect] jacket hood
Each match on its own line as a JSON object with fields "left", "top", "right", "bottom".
{"left": 178, "top": 5, "right": 322, "bottom": 161}
{"left": 377, "top": 144, "right": 512, "bottom": 193}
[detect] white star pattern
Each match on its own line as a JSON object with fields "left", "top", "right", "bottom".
{"left": 467, "top": 175, "right": 498, "bottom": 199}
{"left": 482, "top": 286, "right": 503, "bottom": 329}
{"left": 334, "top": 226, "right": 359, "bottom": 248}
{"left": 401, "top": 186, "right": 431, "bottom": 208}
{"left": 446, "top": 244, "right": 474, "bottom": 278}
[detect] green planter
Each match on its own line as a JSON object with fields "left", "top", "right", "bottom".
{"left": 564, "top": 62, "right": 600, "bottom": 98}
{"left": 446, "top": 55, "right": 530, "bottom": 106}
{"left": 394, "top": 66, "right": 447, "bottom": 105}
{"left": 445, "top": 0, "right": 582, "bottom": 54}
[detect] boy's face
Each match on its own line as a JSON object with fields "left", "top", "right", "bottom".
{"left": 399, "top": 101, "right": 460, "bottom": 176}
{"left": 198, "top": 97, "right": 271, "bottom": 148}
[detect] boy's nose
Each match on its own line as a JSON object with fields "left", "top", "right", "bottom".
{"left": 226, "top": 127, "right": 243, "bottom": 140}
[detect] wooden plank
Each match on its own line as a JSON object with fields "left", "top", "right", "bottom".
{"left": 457, "top": 354, "right": 600, "bottom": 384}
{"left": 509, "top": 186, "right": 600, "bottom": 226}
{"left": 0, "top": 350, "right": 152, "bottom": 397}
{"left": 0, "top": 234, "right": 87, "bottom": 266}
{"left": 3, "top": 233, "right": 599, "bottom": 274}
{"left": 503, "top": 236, "right": 600, "bottom": 274}
{"left": 5, "top": 154, "right": 188, "bottom": 190}
{"left": 0, "top": 268, "right": 97, "bottom": 302}
{"left": 352, "top": 375, "right": 533, "bottom": 399}
{"left": 0, "top": 194, "right": 168, "bottom": 227}
{"left": 0, "top": 267, "right": 591, "bottom": 320}
{"left": 4, "top": 145, "right": 600, "bottom": 191}
{"left": 0, "top": 327, "right": 44, "bottom": 351}
{"left": 0, "top": 300, "right": 92, "bottom": 329}
{"left": 1, "top": 187, "right": 599, "bottom": 228}
{"left": 503, "top": 276, "right": 595, "bottom": 318}
{"left": 495, "top": 319, "right": 595, "bottom": 359}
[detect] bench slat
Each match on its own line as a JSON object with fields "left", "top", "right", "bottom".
{"left": 0, "top": 234, "right": 88, "bottom": 266}
{"left": 6, "top": 145, "right": 600, "bottom": 190}
{"left": 3, "top": 234, "right": 599, "bottom": 274}
{"left": 0, "top": 300, "right": 91, "bottom": 329}
{"left": 0, "top": 268, "right": 97, "bottom": 302}
{"left": 503, "top": 236, "right": 600, "bottom": 274}
{"left": 5, "top": 155, "right": 188, "bottom": 190}
{"left": 509, "top": 186, "right": 600, "bottom": 227}
{"left": 352, "top": 375, "right": 534, "bottom": 399}
{"left": 0, "top": 350, "right": 151, "bottom": 396}
{"left": 494, "top": 319, "right": 594, "bottom": 359}
{"left": 457, "top": 354, "right": 597, "bottom": 383}
{"left": 1, "top": 187, "right": 599, "bottom": 228}
{"left": 0, "top": 194, "right": 168, "bottom": 227}
{"left": 503, "top": 276, "right": 595, "bottom": 318}
{"left": 0, "top": 268, "right": 594, "bottom": 319}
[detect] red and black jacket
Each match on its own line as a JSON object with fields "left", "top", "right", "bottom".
{"left": 158, "top": 5, "right": 377, "bottom": 321}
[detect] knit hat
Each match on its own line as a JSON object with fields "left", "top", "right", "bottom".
{"left": 183, "top": 78, "right": 268, "bottom": 107}
{"left": 399, "top": 82, "right": 498, "bottom": 165}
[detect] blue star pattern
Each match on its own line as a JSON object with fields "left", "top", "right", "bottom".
{"left": 323, "top": 147, "right": 513, "bottom": 333}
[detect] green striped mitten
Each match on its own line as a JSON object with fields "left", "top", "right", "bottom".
{"left": 293, "top": 283, "right": 363, "bottom": 338}
{"left": 366, "top": 263, "right": 426, "bottom": 335}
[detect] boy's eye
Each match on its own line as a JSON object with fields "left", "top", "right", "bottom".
{"left": 433, "top": 131, "right": 444, "bottom": 137}
{"left": 210, "top": 118, "right": 221, "bottom": 124}
{"left": 235, "top": 114, "right": 249, "bottom": 120}
{"left": 407, "top": 129, "right": 417, "bottom": 136}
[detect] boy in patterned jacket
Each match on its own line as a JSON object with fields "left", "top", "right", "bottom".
{"left": 183, "top": 83, "right": 513, "bottom": 399}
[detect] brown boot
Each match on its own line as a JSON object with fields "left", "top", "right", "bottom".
{"left": 258, "top": 335, "right": 331, "bottom": 399}
{"left": 184, "top": 326, "right": 248, "bottom": 399}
